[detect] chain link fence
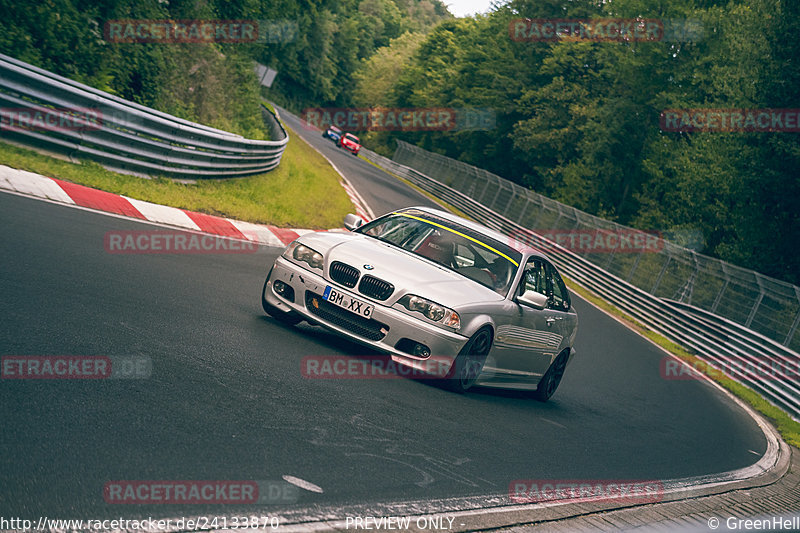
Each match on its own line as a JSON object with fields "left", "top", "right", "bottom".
{"left": 391, "top": 140, "right": 800, "bottom": 353}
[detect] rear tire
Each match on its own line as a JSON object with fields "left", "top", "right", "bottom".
{"left": 443, "top": 327, "right": 493, "bottom": 393}
{"left": 261, "top": 268, "right": 302, "bottom": 326}
{"left": 533, "top": 351, "right": 569, "bottom": 402}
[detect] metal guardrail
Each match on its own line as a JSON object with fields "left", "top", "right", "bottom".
{"left": 0, "top": 53, "right": 288, "bottom": 179}
{"left": 361, "top": 147, "right": 800, "bottom": 420}
{"left": 390, "top": 141, "right": 800, "bottom": 356}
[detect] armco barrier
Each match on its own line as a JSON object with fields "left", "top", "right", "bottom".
{"left": 0, "top": 53, "right": 287, "bottom": 179}
{"left": 361, "top": 147, "right": 800, "bottom": 420}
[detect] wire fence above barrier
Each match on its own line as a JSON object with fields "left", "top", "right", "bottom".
{"left": 390, "top": 140, "right": 800, "bottom": 354}
{"left": 362, "top": 145, "right": 800, "bottom": 419}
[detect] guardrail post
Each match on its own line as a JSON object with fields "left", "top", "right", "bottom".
{"left": 786, "top": 291, "right": 800, "bottom": 347}
{"left": 502, "top": 186, "right": 517, "bottom": 217}
{"left": 516, "top": 197, "right": 529, "bottom": 224}
{"left": 529, "top": 197, "right": 547, "bottom": 230}
{"left": 552, "top": 204, "right": 564, "bottom": 230}
{"left": 745, "top": 274, "right": 766, "bottom": 329}
{"left": 674, "top": 251, "right": 698, "bottom": 304}
{"left": 489, "top": 185, "right": 503, "bottom": 211}
{"left": 602, "top": 227, "right": 617, "bottom": 270}
{"left": 627, "top": 250, "right": 644, "bottom": 282}
{"left": 711, "top": 264, "right": 730, "bottom": 314}
{"left": 477, "top": 173, "right": 492, "bottom": 202}
{"left": 651, "top": 254, "right": 671, "bottom": 295}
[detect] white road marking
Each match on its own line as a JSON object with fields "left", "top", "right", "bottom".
{"left": 282, "top": 475, "right": 324, "bottom": 493}
{"left": 539, "top": 417, "right": 567, "bottom": 429}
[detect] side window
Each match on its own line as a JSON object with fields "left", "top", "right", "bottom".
{"left": 547, "top": 263, "right": 571, "bottom": 311}
{"left": 521, "top": 259, "right": 548, "bottom": 297}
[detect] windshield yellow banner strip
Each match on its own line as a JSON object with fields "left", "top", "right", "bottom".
{"left": 395, "top": 212, "right": 519, "bottom": 267}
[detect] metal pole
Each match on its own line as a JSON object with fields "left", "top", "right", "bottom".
{"left": 785, "top": 290, "right": 800, "bottom": 347}
{"left": 711, "top": 263, "right": 730, "bottom": 314}
{"left": 745, "top": 274, "right": 766, "bottom": 329}
{"left": 651, "top": 254, "right": 671, "bottom": 295}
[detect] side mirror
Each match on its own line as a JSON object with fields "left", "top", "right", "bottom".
{"left": 517, "top": 290, "right": 548, "bottom": 310}
{"left": 344, "top": 214, "right": 364, "bottom": 231}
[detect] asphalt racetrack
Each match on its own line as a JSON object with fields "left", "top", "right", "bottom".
{"left": 0, "top": 116, "right": 767, "bottom": 520}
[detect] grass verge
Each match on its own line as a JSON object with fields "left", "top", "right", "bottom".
{"left": 564, "top": 278, "right": 800, "bottom": 447}
{"left": 0, "top": 121, "right": 353, "bottom": 229}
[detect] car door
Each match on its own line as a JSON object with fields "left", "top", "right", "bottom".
{"left": 488, "top": 258, "right": 557, "bottom": 383}
{"left": 543, "top": 260, "right": 578, "bottom": 351}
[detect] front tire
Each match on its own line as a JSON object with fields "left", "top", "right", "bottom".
{"left": 261, "top": 269, "right": 302, "bottom": 326}
{"left": 533, "top": 351, "right": 569, "bottom": 402}
{"left": 443, "top": 327, "right": 493, "bottom": 393}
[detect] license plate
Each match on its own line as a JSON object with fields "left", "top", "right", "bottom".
{"left": 323, "top": 286, "right": 374, "bottom": 318}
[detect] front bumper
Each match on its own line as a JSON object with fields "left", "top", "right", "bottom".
{"left": 264, "top": 257, "right": 469, "bottom": 375}
{"left": 341, "top": 143, "right": 359, "bottom": 154}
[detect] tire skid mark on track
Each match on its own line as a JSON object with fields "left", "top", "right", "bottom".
{"left": 265, "top": 414, "right": 493, "bottom": 491}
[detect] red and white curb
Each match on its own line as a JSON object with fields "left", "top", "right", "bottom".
{"left": 0, "top": 165, "right": 356, "bottom": 247}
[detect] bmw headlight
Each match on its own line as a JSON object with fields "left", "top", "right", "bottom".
{"left": 398, "top": 294, "right": 461, "bottom": 330}
{"left": 284, "top": 242, "right": 323, "bottom": 270}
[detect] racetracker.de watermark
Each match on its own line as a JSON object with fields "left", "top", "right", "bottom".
{"left": 103, "top": 19, "right": 297, "bottom": 44}
{"left": 509, "top": 480, "right": 663, "bottom": 504}
{"left": 303, "top": 107, "right": 496, "bottom": 132}
{"left": 104, "top": 231, "right": 259, "bottom": 254}
{"left": 509, "top": 18, "right": 702, "bottom": 42}
{"left": 0, "top": 107, "right": 102, "bottom": 132}
{"left": 1, "top": 356, "right": 151, "bottom": 379}
{"left": 661, "top": 357, "right": 800, "bottom": 382}
{"left": 301, "top": 355, "right": 452, "bottom": 380}
{"left": 103, "top": 480, "right": 298, "bottom": 504}
{"left": 509, "top": 228, "right": 664, "bottom": 254}
{"left": 661, "top": 109, "right": 800, "bottom": 132}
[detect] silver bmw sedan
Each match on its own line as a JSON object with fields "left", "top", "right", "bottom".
{"left": 261, "top": 206, "right": 578, "bottom": 400}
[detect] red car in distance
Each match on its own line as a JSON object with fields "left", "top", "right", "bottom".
{"left": 338, "top": 132, "right": 361, "bottom": 155}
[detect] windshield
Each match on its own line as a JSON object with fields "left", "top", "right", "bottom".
{"left": 345, "top": 133, "right": 359, "bottom": 142}
{"left": 357, "top": 211, "right": 521, "bottom": 295}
